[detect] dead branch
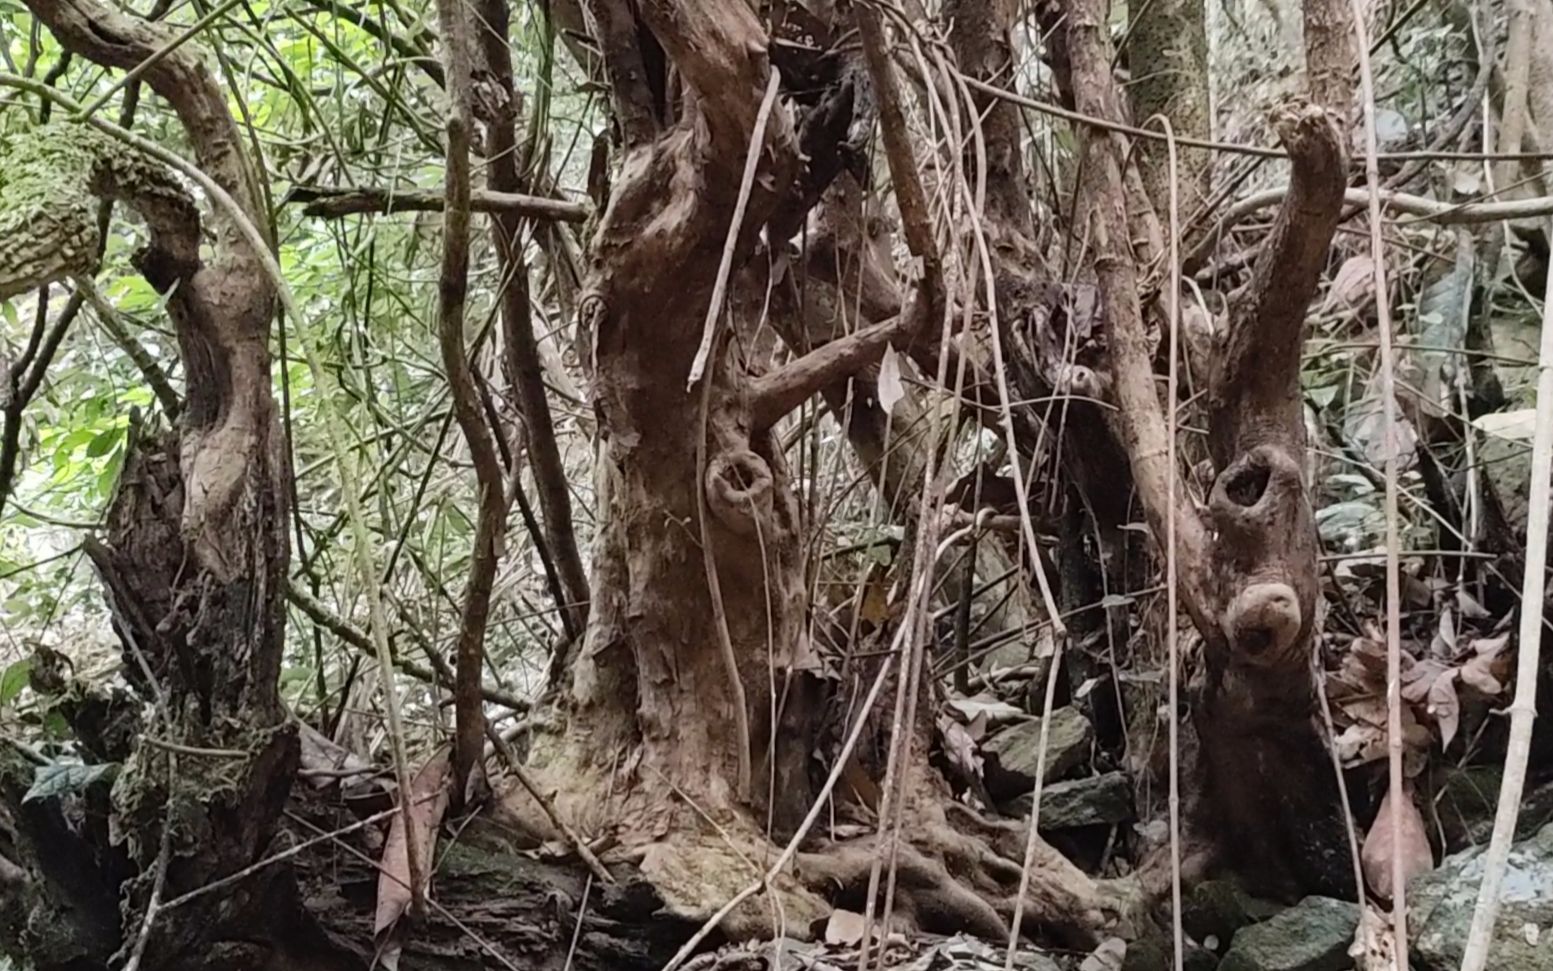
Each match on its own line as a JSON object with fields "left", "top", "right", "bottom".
{"left": 476, "top": 0, "right": 591, "bottom": 638}
{"left": 747, "top": 310, "right": 919, "bottom": 431}
{"left": 1208, "top": 103, "right": 1347, "bottom": 464}
{"left": 856, "top": 5, "right": 940, "bottom": 293}
{"left": 1185, "top": 185, "right": 1553, "bottom": 269}
{"left": 290, "top": 185, "right": 589, "bottom": 222}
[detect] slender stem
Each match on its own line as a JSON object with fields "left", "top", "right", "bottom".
{"left": 1151, "top": 111, "right": 1185, "bottom": 971}
{"left": 1348, "top": 5, "right": 1407, "bottom": 966}
{"left": 1458, "top": 236, "right": 1553, "bottom": 971}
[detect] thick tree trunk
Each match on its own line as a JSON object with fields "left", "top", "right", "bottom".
{"left": 0, "top": 2, "right": 297, "bottom": 967}
{"left": 1062, "top": 0, "right": 1357, "bottom": 900}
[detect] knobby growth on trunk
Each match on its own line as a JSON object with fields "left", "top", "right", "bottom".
{"left": 0, "top": 0, "right": 1444, "bottom": 966}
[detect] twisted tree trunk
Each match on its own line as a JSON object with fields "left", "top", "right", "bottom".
{"left": 0, "top": 1, "right": 295, "bottom": 966}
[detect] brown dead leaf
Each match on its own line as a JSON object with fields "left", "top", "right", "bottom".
{"left": 374, "top": 748, "right": 453, "bottom": 966}
{"left": 1361, "top": 783, "right": 1434, "bottom": 901}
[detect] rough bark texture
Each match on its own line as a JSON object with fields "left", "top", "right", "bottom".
{"left": 1, "top": 1, "right": 295, "bottom": 966}
{"left": 1196, "top": 104, "right": 1356, "bottom": 899}
{"left": 1129, "top": 0, "right": 1213, "bottom": 207}
{"left": 1063, "top": 0, "right": 1357, "bottom": 899}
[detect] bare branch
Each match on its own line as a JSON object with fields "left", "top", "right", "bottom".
{"left": 1208, "top": 103, "right": 1346, "bottom": 464}
{"left": 748, "top": 310, "right": 918, "bottom": 432}
{"left": 1063, "top": 0, "right": 1216, "bottom": 634}
{"left": 475, "top": 0, "right": 591, "bottom": 639}
{"left": 433, "top": 0, "right": 504, "bottom": 814}
{"left": 856, "top": 5, "right": 939, "bottom": 289}
{"left": 290, "top": 185, "right": 589, "bottom": 222}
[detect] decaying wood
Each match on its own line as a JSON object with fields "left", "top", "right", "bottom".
{"left": 2, "top": 0, "right": 298, "bottom": 964}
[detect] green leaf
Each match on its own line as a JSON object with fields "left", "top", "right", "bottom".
{"left": 0, "top": 659, "right": 31, "bottom": 707}
{"left": 86, "top": 426, "right": 122, "bottom": 458}
{"left": 23, "top": 762, "right": 118, "bottom": 803}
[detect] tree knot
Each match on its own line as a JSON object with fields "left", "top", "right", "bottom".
{"left": 1222, "top": 581, "right": 1303, "bottom": 665}
{"left": 1207, "top": 444, "right": 1302, "bottom": 538}
{"left": 705, "top": 448, "right": 774, "bottom": 536}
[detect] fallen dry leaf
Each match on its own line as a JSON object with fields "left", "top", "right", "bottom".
{"left": 1458, "top": 632, "right": 1513, "bottom": 696}
{"left": 877, "top": 343, "right": 906, "bottom": 415}
{"left": 937, "top": 714, "right": 984, "bottom": 783}
{"left": 824, "top": 908, "right": 868, "bottom": 946}
{"left": 1427, "top": 670, "right": 1461, "bottom": 750}
{"left": 374, "top": 748, "right": 453, "bottom": 968}
{"left": 1361, "top": 783, "right": 1433, "bottom": 901}
{"left": 1325, "top": 255, "right": 1377, "bottom": 313}
{"left": 1079, "top": 937, "right": 1127, "bottom": 971}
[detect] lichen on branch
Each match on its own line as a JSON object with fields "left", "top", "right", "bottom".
{"left": 0, "top": 124, "right": 198, "bottom": 301}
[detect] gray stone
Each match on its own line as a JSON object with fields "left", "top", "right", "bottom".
{"left": 1000, "top": 771, "right": 1134, "bottom": 830}
{"left": 1410, "top": 821, "right": 1553, "bottom": 971}
{"left": 1218, "top": 896, "right": 1359, "bottom": 971}
{"left": 984, "top": 707, "right": 1093, "bottom": 784}
{"left": 1182, "top": 878, "right": 1284, "bottom": 951}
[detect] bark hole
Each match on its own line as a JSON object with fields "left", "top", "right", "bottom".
{"left": 1222, "top": 459, "right": 1270, "bottom": 509}
{"left": 706, "top": 448, "right": 774, "bottom": 535}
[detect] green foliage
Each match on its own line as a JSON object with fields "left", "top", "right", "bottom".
{"left": 0, "top": 659, "right": 30, "bottom": 707}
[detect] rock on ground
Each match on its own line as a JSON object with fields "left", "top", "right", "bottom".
{"left": 1217, "top": 895, "right": 1359, "bottom": 971}
{"left": 1410, "top": 821, "right": 1553, "bottom": 971}
{"left": 983, "top": 707, "right": 1093, "bottom": 788}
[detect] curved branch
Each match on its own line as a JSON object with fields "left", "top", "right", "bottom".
{"left": 1208, "top": 102, "right": 1346, "bottom": 464}
{"left": 28, "top": 0, "right": 264, "bottom": 228}
{"left": 431, "top": 0, "right": 505, "bottom": 813}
